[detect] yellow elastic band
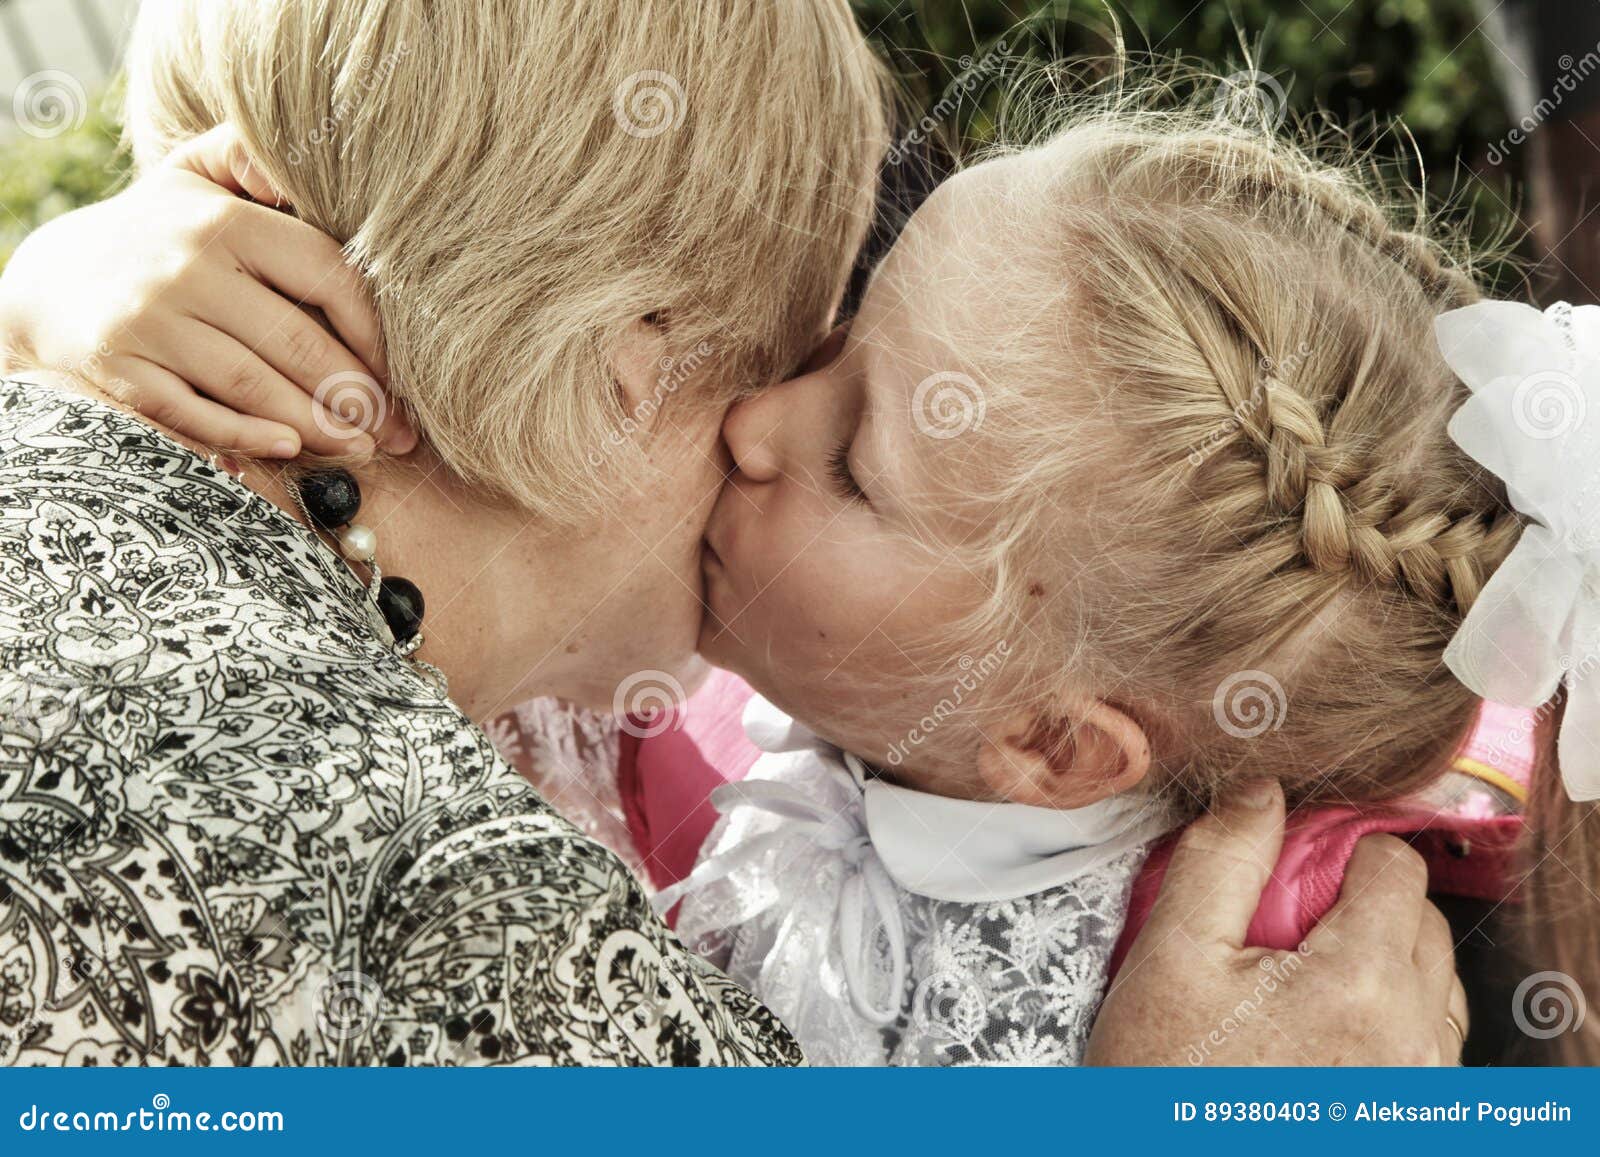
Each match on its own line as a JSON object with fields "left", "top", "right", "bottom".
{"left": 1450, "top": 755, "right": 1529, "bottom": 805}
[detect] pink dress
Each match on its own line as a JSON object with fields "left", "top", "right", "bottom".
{"left": 618, "top": 670, "right": 1529, "bottom": 966}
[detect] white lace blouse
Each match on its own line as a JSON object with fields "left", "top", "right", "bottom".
{"left": 667, "top": 696, "right": 1172, "bottom": 1066}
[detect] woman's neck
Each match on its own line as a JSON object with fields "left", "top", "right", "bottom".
{"left": 252, "top": 453, "right": 582, "bottom": 718}
{"left": 272, "top": 452, "right": 699, "bottom": 722}
{"left": 302, "top": 449, "right": 541, "bottom": 719}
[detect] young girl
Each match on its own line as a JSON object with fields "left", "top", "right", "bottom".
{"left": 638, "top": 104, "right": 1600, "bottom": 1065}
{"left": 13, "top": 98, "right": 1596, "bottom": 1066}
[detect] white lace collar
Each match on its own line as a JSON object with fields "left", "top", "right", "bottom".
{"left": 666, "top": 696, "right": 1171, "bottom": 1061}
{"left": 741, "top": 695, "right": 1171, "bottom": 901}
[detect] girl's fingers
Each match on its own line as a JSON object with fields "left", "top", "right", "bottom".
{"left": 148, "top": 319, "right": 375, "bottom": 458}
{"left": 165, "top": 124, "right": 287, "bottom": 208}
{"left": 103, "top": 356, "right": 302, "bottom": 458}
{"left": 226, "top": 201, "right": 389, "bottom": 383}
{"left": 211, "top": 278, "right": 414, "bottom": 452}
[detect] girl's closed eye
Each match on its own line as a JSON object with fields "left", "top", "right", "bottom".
{"left": 826, "top": 436, "right": 868, "bottom": 505}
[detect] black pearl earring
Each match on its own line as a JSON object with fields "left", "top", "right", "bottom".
{"left": 297, "top": 470, "right": 362, "bottom": 530}
{"left": 293, "top": 469, "right": 428, "bottom": 648}
{"left": 375, "top": 577, "right": 425, "bottom": 645}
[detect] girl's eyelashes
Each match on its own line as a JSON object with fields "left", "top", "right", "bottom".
{"left": 826, "top": 435, "right": 868, "bottom": 505}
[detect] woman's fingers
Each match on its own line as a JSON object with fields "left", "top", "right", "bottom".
{"left": 1412, "top": 893, "right": 1455, "bottom": 977}
{"left": 1440, "top": 973, "right": 1470, "bottom": 1064}
{"left": 210, "top": 278, "right": 412, "bottom": 452}
{"left": 1412, "top": 900, "right": 1466, "bottom": 1065}
{"left": 1139, "top": 779, "right": 1285, "bottom": 951}
{"left": 165, "top": 124, "right": 286, "bottom": 208}
{"left": 146, "top": 319, "right": 375, "bottom": 457}
{"left": 1305, "top": 835, "right": 1429, "bottom": 956}
{"left": 103, "top": 356, "right": 301, "bottom": 457}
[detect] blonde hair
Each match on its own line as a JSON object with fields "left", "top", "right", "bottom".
{"left": 921, "top": 91, "right": 1596, "bottom": 1061}
{"left": 123, "top": 0, "right": 888, "bottom": 520}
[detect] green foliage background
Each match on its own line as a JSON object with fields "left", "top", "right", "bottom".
{"left": 0, "top": 1, "right": 1522, "bottom": 271}
{"left": 856, "top": 0, "right": 1525, "bottom": 280}
{"left": 0, "top": 90, "right": 128, "bottom": 269}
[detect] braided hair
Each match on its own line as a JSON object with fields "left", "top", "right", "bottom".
{"left": 927, "top": 115, "right": 1524, "bottom": 809}
{"left": 921, "top": 107, "right": 1598, "bottom": 1060}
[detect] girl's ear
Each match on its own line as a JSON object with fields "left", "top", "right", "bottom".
{"left": 977, "top": 696, "right": 1151, "bottom": 810}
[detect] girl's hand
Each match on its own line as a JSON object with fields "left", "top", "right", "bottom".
{"left": 1087, "top": 781, "right": 1469, "bottom": 1066}
{"left": 0, "top": 125, "right": 415, "bottom": 458}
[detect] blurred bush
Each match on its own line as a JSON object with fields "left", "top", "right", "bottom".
{"left": 858, "top": 0, "right": 1525, "bottom": 284}
{"left": 860, "top": 0, "right": 1510, "bottom": 147}
{"left": 0, "top": 92, "right": 127, "bottom": 268}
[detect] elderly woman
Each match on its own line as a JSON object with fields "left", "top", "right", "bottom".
{"left": 0, "top": 0, "right": 1465, "bottom": 1066}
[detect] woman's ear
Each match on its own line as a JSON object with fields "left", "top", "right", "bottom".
{"left": 977, "top": 696, "right": 1151, "bottom": 810}
{"left": 609, "top": 314, "right": 670, "bottom": 418}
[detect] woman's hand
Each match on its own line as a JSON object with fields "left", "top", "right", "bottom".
{"left": 1087, "top": 781, "right": 1468, "bottom": 1066}
{"left": 0, "top": 125, "right": 414, "bottom": 458}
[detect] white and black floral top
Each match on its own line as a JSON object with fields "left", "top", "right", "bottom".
{"left": 0, "top": 378, "right": 800, "bottom": 1067}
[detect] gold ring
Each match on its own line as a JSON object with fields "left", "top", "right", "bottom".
{"left": 1444, "top": 1013, "right": 1466, "bottom": 1050}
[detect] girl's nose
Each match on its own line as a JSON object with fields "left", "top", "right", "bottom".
{"left": 722, "top": 325, "right": 849, "bottom": 483}
{"left": 721, "top": 385, "right": 787, "bottom": 483}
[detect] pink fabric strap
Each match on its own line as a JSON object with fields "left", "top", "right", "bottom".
{"left": 1110, "top": 698, "right": 1533, "bottom": 972}
{"left": 1107, "top": 808, "right": 1523, "bottom": 977}
{"left": 620, "top": 668, "right": 763, "bottom": 895}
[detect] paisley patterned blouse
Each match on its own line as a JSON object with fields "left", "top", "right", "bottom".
{"left": 0, "top": 378, "right": 800, "bottom": 1067}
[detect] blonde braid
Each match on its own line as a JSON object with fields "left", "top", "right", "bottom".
{"left": 1249, "top": 379, "right": 1521, "bottom": 613}
{"left": 1150, "top": 138, "right": 1516, "bottom": 614}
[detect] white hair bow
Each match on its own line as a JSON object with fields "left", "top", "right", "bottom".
{"left": 1435, "top": 300, "right": 1600, "bottom": 801}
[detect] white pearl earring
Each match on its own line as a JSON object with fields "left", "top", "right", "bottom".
{"left": 339, "top": 523, "right": 378, "bottom": 562}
